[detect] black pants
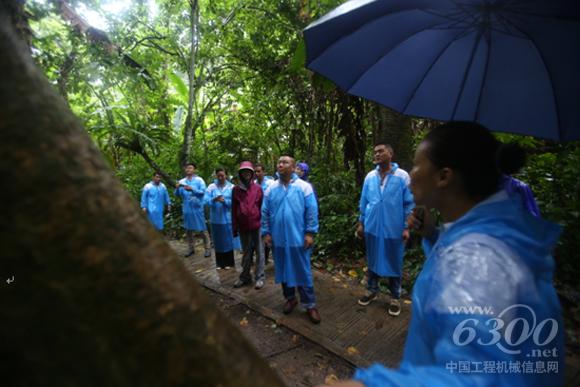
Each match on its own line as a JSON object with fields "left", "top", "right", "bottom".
{"left": 215, "top": 251, "right": 234, "bottom": 268}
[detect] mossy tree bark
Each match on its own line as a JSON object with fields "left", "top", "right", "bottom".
{"left": 0, "top": 4, "right": 284, "bottom": 387}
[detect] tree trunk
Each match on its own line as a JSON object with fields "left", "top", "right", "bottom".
{"left": 180, "top": 0, "right": 200, "bottom": 167}
{"left": 0, "top": 6, "right": 284, "bottom": 387}
{"left": 375, "top": 105, "right": 414, "bottom": 172}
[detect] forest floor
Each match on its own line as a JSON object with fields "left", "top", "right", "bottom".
{"left": 202, "top": 287, "right": 355, "bottom": 386}
{"left": 170, "top": 240, "right": 580, "bottom": 386}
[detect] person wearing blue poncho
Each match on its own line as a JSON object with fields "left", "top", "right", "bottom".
{"left": 331, "top": 122, "right": 564, "bottom": 387}
{"left": 140, "top": 172, "right": 171, "bottom": 231}
{"left": 204, "top": 168, "right": 235, "bottom": 269}
{"left": 262, "top": 155, "right": 321, "bottom": 324}
{"left": 255, "top": 163, "right": 275, "bottom": 265}
{"left": 175, "top": 162, "right": 211, "bottom": 258}
{"left": 356, "top": 142, "right": 414, "bottom": 316}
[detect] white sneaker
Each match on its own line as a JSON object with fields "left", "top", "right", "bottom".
{"left": 388, "top": 299, "right": 401, "bottom": 316}
{"left": 255, "top": 279, "right": 265, "bottom": 289}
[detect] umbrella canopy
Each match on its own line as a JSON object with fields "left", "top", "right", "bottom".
{"left": 304, "top": 0, "right": 580, "bottom": 141}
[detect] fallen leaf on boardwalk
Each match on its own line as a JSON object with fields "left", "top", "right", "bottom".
{"left": 346, "top": 346, "right": 359, "bottom": 355}
{"left": 291, "top": 334, "right": 299, "bottom": 344}
{"left": 239, "top": 317, "right": 249, "bottom": 327}
{"left": 324, "top": 374, "right": 339, "bottom": 384}
{"left": 333, "top": 277, "right": 341, "bottom": 282}
{"left": 363, "top": 267, "right": 368, "bottom": 272}
{"left": 270, "top": 323, "right": 277, "bottom": 329}
{"left": 404, "top": 300, "right": 412, "bottom": 304}
{"left": 194, "top": 269, "right": 203, "bottom": 273}
{"left": 342, "top": 284, "right": 348, "bottom": 288}
{"left": 348, "top": 270, "right": 358, "bottom": 278}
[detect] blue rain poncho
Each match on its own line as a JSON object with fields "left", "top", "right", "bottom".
{"left": 261, "top": 174, "right": 319, "bottom": 287}
{"left": 256, "top": 176, "right": 275, "bottom": 194}
{"left": 204, "top": 180, "right": 234, "bottom": 253}
{"left": 354, "top": 191, "right": 564, "bottom": 387}
{"left": 175, "top": 176, "right": 207, "bottom": 231}
{"left": 359, "top": 163, "right": 414, "bottom": 276}
{"left": 140, "top": 181, "right": 171, "bottom": 230}
{"left": 502, "top": 175, "right": 541, "bottom": 217}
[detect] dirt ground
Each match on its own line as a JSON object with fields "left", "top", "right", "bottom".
{"left": 202, "top": 287, "right": 355, "bottom": 386}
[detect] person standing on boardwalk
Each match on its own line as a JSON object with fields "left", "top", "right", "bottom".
{"left": 254, "top": 163, "right": 275, "bottom": 265}
{"left": 141, "top": 172, "right": 171, "bottom": 231}
{"left": 262, "top": 155, "right": 321, "bottom": 324}
{"left": 356, "top": 142, "right": 414, "bottom": 316}
{"left": 175, "top": 162, "right": 211, "bottom": 258}
{"left": 205, "top": 168, "right": 235, "bottom": 269}
{"left": 232, "top": 161, "right": 265, "bottom": 289}
{"left": 331, "top": 122, "right": 564, "bottom": 387}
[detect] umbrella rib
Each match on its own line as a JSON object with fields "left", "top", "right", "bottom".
{"left": 308, "top": 9, "right": 445, "bottom": 68}
{"left": 473, "top": 30, "right": 491, "bottom": 124}
{"left": 400, "top": 29, "right": 472, "bottom": 114}
{"left": 344, "top": 21, "right": 460, "bottom": 91}
{"left": 451, "top": 28, "right": 485, "bottom": 119}
{"left": 493, "top": 12, "right": 562, "bottom": 137}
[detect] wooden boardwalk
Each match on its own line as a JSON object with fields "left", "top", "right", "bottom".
{"left": 169, "top": 241, "right": 409, "bottom": 368}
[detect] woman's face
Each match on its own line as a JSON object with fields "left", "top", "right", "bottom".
{"left": 295, "top": 166, "right": 304, "bottom": 177}
{"left": 216, "top": 171, "right": 226, "bottom": 184}
{"left": 410, "top": 142, "right": 440, "bottom": 208}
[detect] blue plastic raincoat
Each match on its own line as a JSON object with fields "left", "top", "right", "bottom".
{"left": 140, "top": 182, "right": 171, "bottom": 230}
{"left": 502, "top": 175, "right": 541, "bottom": 217}
{"left": 359, "top": 163, "right": 414, "bottom": 276}
{"left": 175, "top": 176, "right": 207, "bottom": 231}
{"left": 354, "top": 191, "right": 564, "bottom": 386}
{"left": 261, "top": 174, "right": 319, "bottom": 287}
{"left": 256, "top": 176, "right": 275, "bottom": 194}
{"left": 204, "top": 180, "right": 234, "bottom": 253}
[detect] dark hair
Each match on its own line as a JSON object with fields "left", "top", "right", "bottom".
{"left": 153, "top": 172, "right": 162, "bottom": 177}
{"left": 184, "top": 162, "right": 196, "bottom": 168}
{"left": 423, "top": 121, "right": 525, "bottom": 199}
{"left": 254, "top": 163, "right": 265, "bottom": 170}
{"left": 215, "top": 167, "right": 226, "bottom": 174}
{"left": 374, "top": 141, "right": 393, "bottom": 153}
{"left": 496, "top": 143, "right": 526, "bottom": 175}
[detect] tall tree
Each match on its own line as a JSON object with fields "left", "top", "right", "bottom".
{"left": 0, "top": 3, "right": 284, "bottom": 386}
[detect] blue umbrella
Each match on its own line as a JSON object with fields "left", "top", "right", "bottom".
{"left": 304, "top": 0, "right": 580, "bottom": 141}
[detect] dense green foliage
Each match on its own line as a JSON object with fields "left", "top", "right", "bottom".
{"left": 27, "top": 0, "right": 579, "bottom": 298}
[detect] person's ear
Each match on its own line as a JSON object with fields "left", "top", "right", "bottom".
{"left": 436, "top": 167, "right": 454, "bottom": 188}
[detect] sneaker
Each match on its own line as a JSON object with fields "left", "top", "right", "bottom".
{"left": 358, "top": 292, "right": 377, "bottom": 306}
{"left": 283, "top": 298, "right": 298, "bottom": 314}
{"left": 307, "top": 308, "right": 321, "bottom": 324}
{"left": 216, "top": 267, "right": 223, "bottom": 271}
{"left": 388, "top": 299, "right": 401, "bottom": 316}
{"left": 224, "top": 266, "right": 232, "bottom": 270}
{"left": 254, "top": 279, "right": 265, "bottom": 290}
{"left": 233, "top": 279, "right": 251, "bottom": 288}
{"left": 184, "top": 250, "right": 195, "bottom": 257}
{"left": 204, "top": 250, "right": 211, "bottom": 258}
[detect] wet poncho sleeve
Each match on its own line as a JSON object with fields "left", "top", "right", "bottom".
{"left": 140, "top": 185, "right": 148, "bottom": 209}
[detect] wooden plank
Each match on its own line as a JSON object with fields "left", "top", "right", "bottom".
{"left": 170, "top": 240, "right": 407, "bottom": 369}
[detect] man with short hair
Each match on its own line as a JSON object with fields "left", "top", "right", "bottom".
{"left": 356, "top": 142, "right": 414, "bottom": 316}
{"left": 141, "top": 172, "right": 171, "bottom": 231}
{"left": 262, "top": 155, "right": 321, "bottom": 324}
{"left": 175, "top": 162, "right": 211, "bottom": 257}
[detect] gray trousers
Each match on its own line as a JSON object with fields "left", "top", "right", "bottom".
{"left": 186, "top": 230, "right": 210, "bottom": 251}
{"left": 239, "top": 229, "right": 265, "bottom": 282}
